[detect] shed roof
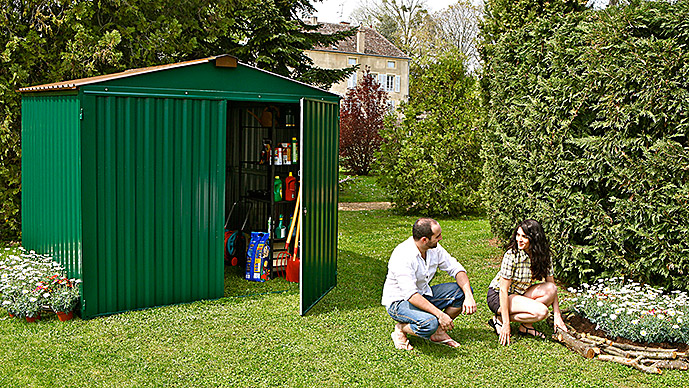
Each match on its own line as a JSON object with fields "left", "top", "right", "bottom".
{"left": 18, "top": 55, "right": 338, "bottom": 98}
{"left": 19, "top": 57, "right": 223, "bottom": 93}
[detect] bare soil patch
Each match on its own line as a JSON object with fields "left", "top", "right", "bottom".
{"left": 338, "top": 202, "right": 391, "bottom": 211}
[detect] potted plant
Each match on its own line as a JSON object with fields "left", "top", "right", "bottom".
{"left": 48, "top": 279, "right": 80, "bottom": 321}
{"left": 15, "top": 292, "right": 42, "bottom": 322}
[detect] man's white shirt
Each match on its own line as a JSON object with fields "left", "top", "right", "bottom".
{"left": 381, "top": 237, "right": 466, "bottom": 308}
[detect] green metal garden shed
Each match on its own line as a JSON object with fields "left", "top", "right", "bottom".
{"left": 20, "top": 55, "right": 339, "bottom": 318}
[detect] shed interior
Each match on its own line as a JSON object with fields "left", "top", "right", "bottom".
{"left": 225, "top": 102, "right": 301, "bottom": 281}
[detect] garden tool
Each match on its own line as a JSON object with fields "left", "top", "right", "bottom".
{"left": 276, "top": 189, "right": 301, "bottom": 278}
{"left": 286, "top": 194, "right": 301, "bottom": 283}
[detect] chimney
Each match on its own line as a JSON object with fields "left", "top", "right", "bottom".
{"left": 356, "top": 28, "right": 366, "bottom": 53}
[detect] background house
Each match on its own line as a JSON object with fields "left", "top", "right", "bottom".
{"left": 304, "top": 18, "right": 410, "bottom": 110}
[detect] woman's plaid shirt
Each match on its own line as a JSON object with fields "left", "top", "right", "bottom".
{"left": 488, "top": 249, "right": 553, "bottom": 295}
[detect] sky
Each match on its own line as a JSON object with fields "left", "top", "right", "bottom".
{"left": 311, "top": 0, "right": 465, "bottom": 24}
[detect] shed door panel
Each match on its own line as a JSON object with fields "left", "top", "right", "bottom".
{"left": 80, "top": 95, "right": 226, "bottom": 318}
{"left": 299, "top": 99, "right": 339, "bottom": 315}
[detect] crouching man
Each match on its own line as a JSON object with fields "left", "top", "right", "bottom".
{"left": 382, "top": 218, "right": 477, "bottom": 350}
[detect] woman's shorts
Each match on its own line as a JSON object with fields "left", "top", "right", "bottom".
{"left": 486, "top": 288, "right": 500, "bottom": 315}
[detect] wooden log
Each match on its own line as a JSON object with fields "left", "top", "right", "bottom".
{"left": 627, "top": 350, "right": 677, "bottom": 360}
{"left": 650, "top": 359, "right": 689, "bottom": 370}
{"left": 554, "top": 330, "right": 598, "bottom": 359}
{"left": 584, "top": 333, "right": 611, "bottom": 344}
{"left": 600, "top": 344, "right": 629, "bottom": 358}
{"left": 597, "top": 355, "right": 662, "bottom": 374}
{"left": 608, "top": 341, "right": 677, "bottom": 354}
{"left": 577, "top": 335, "right": 604, "bottom": 346}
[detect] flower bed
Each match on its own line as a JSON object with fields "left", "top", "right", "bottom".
{"left": 1, "top": 247, "right": 81, "bottom": 320}
{"left": 568, "top": 277, "right": 689, "bottom": 344}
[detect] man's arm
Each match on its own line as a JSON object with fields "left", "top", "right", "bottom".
{"left": 455, "top": 271, "right": 477, "bottom": 315}
{"left": 407, "top": 293, "right": 455, "bottom": 332}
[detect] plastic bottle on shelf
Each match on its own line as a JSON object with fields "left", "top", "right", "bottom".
{"left": 282, "top": 142, "right": 291, "bottom": 164}
{"left": 291, "top": 137, "right": 298, "bottom": 164}
{"left": 276, "top": 214, "right": 286, "bottom": 239}
{"left": 285, "top": 172, "right": 297, "bottom": 201}
{"left": 274, "top": 176, "right": 283, "bottom": 202}
{"left": 274, "top": 146, "right": 282, "bottom": 165}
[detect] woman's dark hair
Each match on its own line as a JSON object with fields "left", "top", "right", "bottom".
{"left": 507, "top": 219, "right": 551, "bottom": 281}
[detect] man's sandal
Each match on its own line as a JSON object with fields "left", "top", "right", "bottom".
{"left": 391, "top": 331, "right": 413, "bottom": 350}
{"left": 518, "top": 324, "right": 546, "bottom": 339}
{"left": 430, "top": 337, "right": 461, "bottom": 348}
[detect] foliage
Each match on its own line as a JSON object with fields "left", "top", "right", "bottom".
{"left": 351, "top": 0, "right": 429, "bottom": 55}
{"left": 376, "top": 51, "right": 482, "bottom": 216}
{"left": 569, "top": 277, "right": 689, "bottom": 344}
{"left": 339, "top": 70, "right": 389, "bottom": 176}
{"left": 0, "top": 0, "right": 354, "bottom": 243}
{"left": 481, "top": 0, "right": 586, "bottom": 45}
{"left": 481, "top": 1, "right": 689, "bottom": 290}
{"left": 415, "top": 0, "right": 484, "bottom": 71}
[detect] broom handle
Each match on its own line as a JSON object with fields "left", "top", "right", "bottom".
{"left": 293, "top": 204, "right": 302, "bottom": 259}
{"left": 284, "top": 188, "right": 301, "bottom": 247}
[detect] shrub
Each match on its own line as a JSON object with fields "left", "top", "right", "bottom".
{"left": 377, "top": 51, "right": 482, "bottom": 215}
{"left": 339, "top": 70, "right": 389, "bottom": 175}
{"left": 481, "top": 1, "right": 689, "bottom": 289}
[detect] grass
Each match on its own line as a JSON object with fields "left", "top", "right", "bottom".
{"left": 2, "top": 212, "right": 689, "bottom": 387}
{"left": 338, "top": 173, "right": 387, "bottom": 202}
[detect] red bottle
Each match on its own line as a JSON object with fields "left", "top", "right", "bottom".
{"left": 285, "top": 172, "right": 297, "bottom": 201}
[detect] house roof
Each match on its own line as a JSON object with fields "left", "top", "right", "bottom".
{"left": 310, "top": 22, "right": 410, "bottom": 59}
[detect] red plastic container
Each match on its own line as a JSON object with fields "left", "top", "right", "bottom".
{"left": 285, "top": 172, "right": 297, "bottom": 201}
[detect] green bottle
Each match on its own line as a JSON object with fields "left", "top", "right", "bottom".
{"left": 273, "top": 176, "right": 282, "bottom": 202}
{"left": 276, "top": 214, "right": 286, "bottom": 239}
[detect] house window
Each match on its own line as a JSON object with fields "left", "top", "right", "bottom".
{"left": 387, "top": 61, "right": 395, "bottom": 69}
{"left": 347, "top": 72, "right": 357, "bottom": 88}
{"left": 386, "top": 75, "right": 395, "bottom": 91}
{"left": 347, "top": 58, "right": 357, "bottom": 88}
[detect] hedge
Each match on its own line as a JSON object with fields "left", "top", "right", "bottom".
{"left": 481, "top": 1, "right": 689, "bottom": 290}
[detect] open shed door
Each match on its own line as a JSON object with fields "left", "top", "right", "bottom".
{"left": 299, "top": 98, "right": 339, "bottom": 315}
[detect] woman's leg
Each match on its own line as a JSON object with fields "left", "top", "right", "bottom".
{"left": 506, "top": 282, "right": 558, "bottom": 336}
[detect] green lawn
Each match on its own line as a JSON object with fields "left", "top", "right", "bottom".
{"left": 2, "top": 212, "right": 688, "bottom": 387}
{"left": 338, "top": 173, "right": 387, "bottom": 202}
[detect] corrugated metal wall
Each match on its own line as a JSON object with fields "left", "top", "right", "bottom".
{"left": 300, "top": 99, "right": 339, "bottom": 315}
{"left": 80, "top": 95, "right": 226, "bottom": 318}
{"left": 21, "top": 94, "right": 83, "bottom": 279}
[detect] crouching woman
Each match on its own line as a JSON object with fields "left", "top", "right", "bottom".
{"left": 486, "top": 219, "right": 567, "bottom": 345}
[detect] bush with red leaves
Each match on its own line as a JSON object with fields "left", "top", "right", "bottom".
{"left": 339, "top": 70, "right": 390, "bottom": 175}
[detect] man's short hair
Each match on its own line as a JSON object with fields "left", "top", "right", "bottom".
{"left": 412, "top": 218, "right": 438, "bottom": 240}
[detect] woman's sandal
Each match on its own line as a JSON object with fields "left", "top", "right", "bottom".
{"left": 518, "top": 324, "right": 546, "bottom": 339}
{"left": 487, "top": 316, "right": 502, "bottom": 336}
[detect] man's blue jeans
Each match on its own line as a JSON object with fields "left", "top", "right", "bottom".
{"left": 386, "top": 282, "right": 466, "bottom": 339}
